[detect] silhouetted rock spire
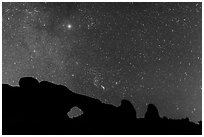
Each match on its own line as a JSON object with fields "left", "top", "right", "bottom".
{"left": 120, "top": 100, "right": 137, "bottom": 119}
{"left": 145, "top": 104, "right": 160, "bottom": 120}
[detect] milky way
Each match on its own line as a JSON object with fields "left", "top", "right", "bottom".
{"left": 2, "top": 2, "right": 202, "bottom": 123}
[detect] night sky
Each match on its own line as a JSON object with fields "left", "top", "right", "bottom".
{"left": 2, "top": 2, "right": 202, "bottom": 123}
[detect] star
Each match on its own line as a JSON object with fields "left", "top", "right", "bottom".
{"left": 67, "top": 24, "right": 72, "bottom": 29}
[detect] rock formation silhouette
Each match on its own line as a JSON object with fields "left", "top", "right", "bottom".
{"left": 145, "top": 104, "right": 160, "bottom": 120}
{"left": 2, "top": 77, "right": 202, "bottom": 135}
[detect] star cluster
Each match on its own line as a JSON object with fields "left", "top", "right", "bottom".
{"left": 2, "top": 2, "right": 202, "bottom": 123}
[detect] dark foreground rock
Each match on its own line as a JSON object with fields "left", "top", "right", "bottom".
{"left": 2, "top": 77, "right": 202, "bottom": 135}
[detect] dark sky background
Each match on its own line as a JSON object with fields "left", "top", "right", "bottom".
{"left": 2, "top": 2, "right": 202, "bottom": 123}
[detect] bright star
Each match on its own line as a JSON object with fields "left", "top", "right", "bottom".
{"left": 67, "top": 24, "right": 72, "bottom": 29}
